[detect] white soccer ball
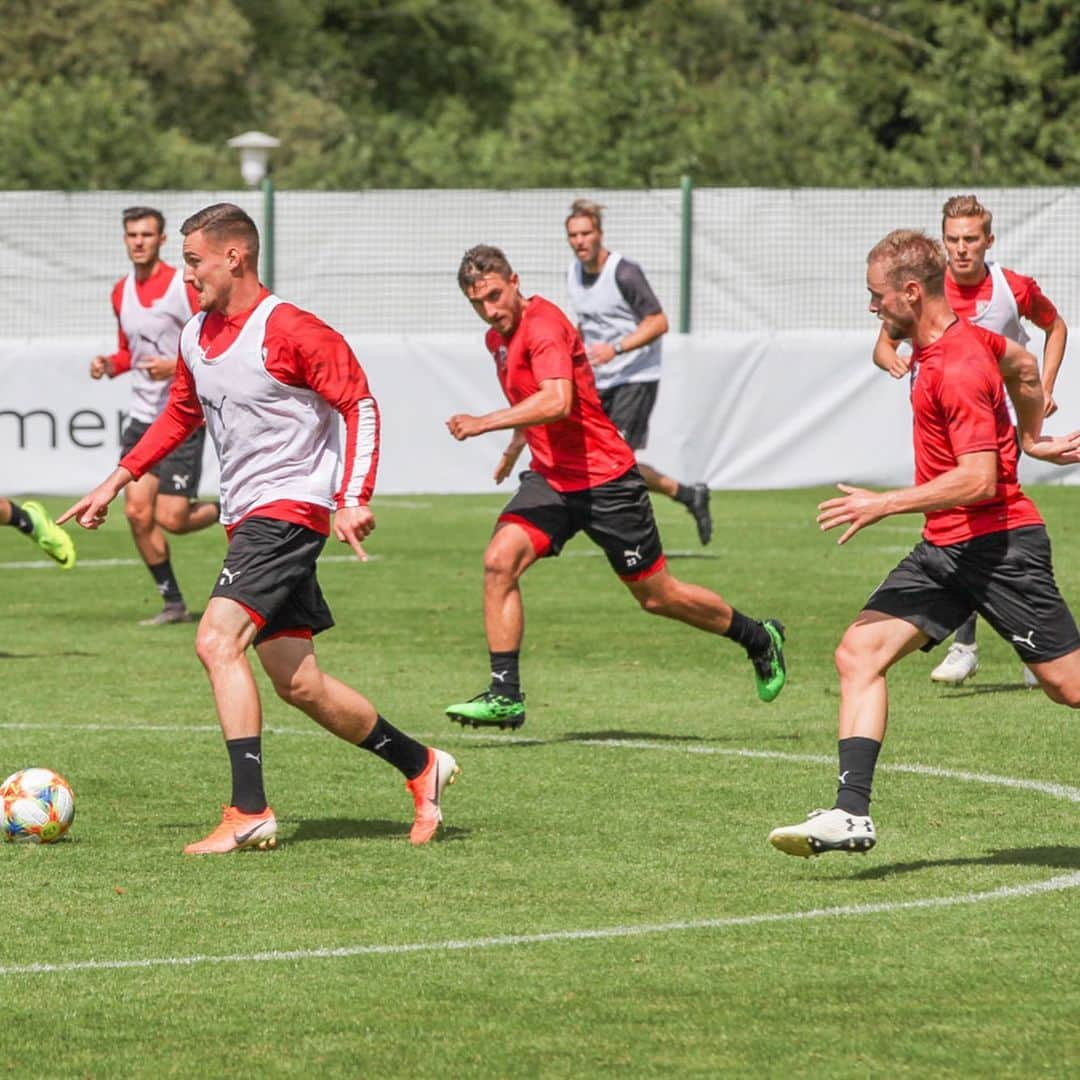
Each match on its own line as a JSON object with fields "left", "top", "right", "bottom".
{"left": 1, "top": 767, "right": 75, "bottom": 844}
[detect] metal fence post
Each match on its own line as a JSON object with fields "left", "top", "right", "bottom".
{"left": 679, "top": 175, "right": 693, "bottom": 333}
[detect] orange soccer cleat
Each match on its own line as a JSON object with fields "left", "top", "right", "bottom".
{"left": 183, "top": 805, "right": 278, "bottom": 855}
{"left": 405, "top": 748, "right": 460, "bottom": 845}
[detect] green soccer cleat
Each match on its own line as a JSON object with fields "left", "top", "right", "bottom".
{"left": 752, "top": 619, "right": 786, "bottom": 702}
{"left": 445, "top": 690, "right": 526, "bottom": 730}
{"left": 22, "top": 500, "right": 76, "bottom": 570}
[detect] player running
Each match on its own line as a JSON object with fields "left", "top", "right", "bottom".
{"left": 444, "top": 244, "right": 785, "bottom": 731}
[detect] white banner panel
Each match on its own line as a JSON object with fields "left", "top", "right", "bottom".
{"left": 2, "top": 332, "right": 1078, "bottom": 496}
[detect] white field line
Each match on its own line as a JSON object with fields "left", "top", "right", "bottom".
{"left": 1, "top": 724, "right": 1077, "bottom": 803}
{"left": 0, "top": 728, "right": 1075, "bottom": 977}
{"left": 1, "top": 872, "right": 1077, "bottom": 977}
{"left": 0, "top": 554, "right": 376, "bottom": 571}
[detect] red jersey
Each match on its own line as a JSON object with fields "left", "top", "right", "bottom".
{"left": 946, "top": 266, "right": 1058, "bottom": 329}
{"left": 910, "top": 318, "right": 1042, "bottom": 545}
{"left": 486, "top": 296, "right": 635, "bottom": 492}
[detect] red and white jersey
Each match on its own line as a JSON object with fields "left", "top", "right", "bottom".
{"left": 945, "top": 261, "right": 1059, "bottom": 345}
{"left": 910, "top": 318, "right": 1042, "bottom": 546}
{"left": 486, "top": 296, "right": 636, "bottom": 492}
{"left": 120, "top": 289, "right": 379, "bottom": 534}
{"left": 112, "top": 263, "right": 195, "bottom": 422}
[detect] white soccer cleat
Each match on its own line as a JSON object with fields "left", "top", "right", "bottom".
{"left": 930, "top": 642, "right": 979, "bottom": 684}
{"left": 768, "top": 807, "right": 876, "bottom": 858}
{"left": 1022, "top": 665, "right": 1040, "bottom": 689}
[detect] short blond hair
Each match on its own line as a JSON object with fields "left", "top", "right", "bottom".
{"left": 942, "top": 194, "right": 993, "bottom": 236}
{"left": 867, "top": 229, "right": 947, "bottom": 296}
{"left": 565, "top": 198, "right": 604, "bottom": 232}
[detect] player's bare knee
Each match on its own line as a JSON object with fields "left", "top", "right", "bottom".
{"left": 124, "top": 502, "right": 152, "bottom": 531}
{"left": 155, "top": 504, "right": 188, "bottom": 533}
{"left": 194, "top": 623, "right": 243, "bottom": 672}
{"left": 272, "top": 670, "right": 321, "bottom": 709}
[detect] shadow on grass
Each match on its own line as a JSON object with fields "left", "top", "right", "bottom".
{"left": 937, "top": 682, "right": 1042, "bottom": 697}
{"left": 561, "top": 729, "right": 805, "bottom": 745}
{"left": 0, "top": 650, "right": 96, "bottom": 659}
{"left": 853, "top": 845, "right": 1080, "bottom": 880}
{"left": 287, "top": 817, "right": 469, "bottom": 844}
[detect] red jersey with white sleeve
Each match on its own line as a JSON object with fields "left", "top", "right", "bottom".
{"left": 486, "top": 296, "right": 635, "bottom": 492}
{"left": 945, "top": 262, "right": 1058, "bottom": 340}
{"left": 910, "top": 318, "right": 1042, "bottom": 546}
{"left": 120, "top": 288, "right": 379, "bottom": 535}
{"left": 106, "top": 262, "right": 201, "bottom": 422}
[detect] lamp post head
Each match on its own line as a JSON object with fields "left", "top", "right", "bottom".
{"left": 227, "top": 131, "right": 281, "bottom": 188}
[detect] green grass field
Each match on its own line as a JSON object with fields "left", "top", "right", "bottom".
{"left": 0, "top": 488, "right": 1077, "bottom": 1077}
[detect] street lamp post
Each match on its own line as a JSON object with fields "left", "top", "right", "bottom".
{"left": 227, "top": 131, "right": 280, "bottom": 290}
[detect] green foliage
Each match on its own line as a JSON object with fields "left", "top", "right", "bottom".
{"left": 3, "top": 0, "right": 1080, "bottom": 188}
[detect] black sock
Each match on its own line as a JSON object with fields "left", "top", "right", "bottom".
{"left": 723, "top": 610, "right": 770, "bottom": 657}
{"left": 6, "top": 501, "right": 33, "bottom": 535}
{"left": 226, "top": 736, "right": 267, "bottom": 813}
{"left": 148, "top": 559, "right": 183, "bottom": 605}
{"left": 488, "top": 650, "right": 521, "bottom": 698}
{"left": 674, "top": 483, "right": 694, "bottom": 506}
{"left": 358, "top": 715, "right": 429, "bottom": 779}
{"left": 834, "top": 736, "right": 882, "bottom": 817}
{"left": 954, "top": 614, "right": 977, "bottom": 647}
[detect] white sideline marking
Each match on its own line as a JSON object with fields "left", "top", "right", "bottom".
{"left": 0, "top": 728, "right": 1074, "bottom": 978}
{"left": 1, "top": 724, "right": 1077, "bottom": 803}
{"left": 2, "top": 872, "right": 1077, "bottom": 977}
{"left": 0, "top": 554, "right": 376, "bottom": 571}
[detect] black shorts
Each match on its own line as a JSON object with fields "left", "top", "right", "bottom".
{"left": 121, "top": 418, "right": 207, "bottom": 498}
{"left": 499, "top": 467, "right": 664, "bottom": 579}
{"left": 865, "top": 525, "right": 1080, "bottom": 663}
{"left": 598, "top": 382, "right": 659, "bottom": 450}
{"left": 211, "top": 517, "right": 334, "bottom": 645}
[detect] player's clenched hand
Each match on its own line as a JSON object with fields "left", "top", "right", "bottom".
{"left": 446, "top": 414, "right": 485, "bottom": 441}
{"left": 89, "top": 356, "right": 113, "bottom": 379}
{"left": 136, "top": 355, "right": 177, "bottom": 381}
{"left": 1044, "top": 393, "right": 1059, "bottom": 418}
{"left": 1025, "top": 430, "right": 1080, "bottom": 466}
{"left": 334, "top": 505, "right": 374, "bottom": 561}
{"left": 817, "top": 483, "right": 888, "bottom": 545}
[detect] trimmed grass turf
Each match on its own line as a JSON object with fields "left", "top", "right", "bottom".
{"left": 0, "top": 488, "right": 1077, "bottom": 1077}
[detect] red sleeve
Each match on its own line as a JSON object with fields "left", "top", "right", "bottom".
{"left": 118, "top": 359, "right": 205, "bottom": 478}
{"left": 1002, "top": 268, "right": 1058, "bottom": 329}
{"left": 937, "top": 349, "right": 1001, "bottom": 456}
{"left": 264, "top": 305, "right": 380, "bottom": 506}
{"left": 526, "top": 310, "right": 577, "bottom": 382}
{"left": 108, "top": 279, "right": 132, "bottom": 376}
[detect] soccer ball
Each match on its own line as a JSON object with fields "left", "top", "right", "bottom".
{"left": 1, "top": 768, "right": 75, "bottom": 844}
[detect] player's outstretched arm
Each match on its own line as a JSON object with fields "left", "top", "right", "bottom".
{"left": 58, "top": 467, "right": 134, "bottom": 530}
{"left": 1023, "top": 429, "right": 1080, "bottom": 466}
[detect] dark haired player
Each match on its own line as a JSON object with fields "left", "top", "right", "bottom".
{"left": 443, "top": 244, "right": 785, "bottom": 731}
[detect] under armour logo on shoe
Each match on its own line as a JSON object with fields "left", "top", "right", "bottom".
{"left": 244, "top": 752, "right": 261, "bottom": 764}
{"left": 219, "top": 567, "right": 241, "bottom": 585}
{"left": 1011, "top": 630, "right": 1037, "bottom": 648}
